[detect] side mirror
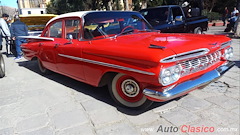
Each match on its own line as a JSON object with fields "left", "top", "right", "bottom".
{"left": 65, "top": 34, "right": 73, "bottom": 45}
{"left": 67, "top": 34, "right": 73, "bottom": 40}
{"left": 175, "top": 16, "right": 183, "bottom": 21}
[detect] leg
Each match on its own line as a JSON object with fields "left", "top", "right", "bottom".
{"left": 223, "top": 17, "right": 226, "bottom": 26}
{"left": 15, "top": 39, "right": 22, "bottom": 57}
{"left": 222, "top": 17, "right": 225, "bottom": 26}
{"left": 5, "top": 38, "right": 11, "bottom": 55}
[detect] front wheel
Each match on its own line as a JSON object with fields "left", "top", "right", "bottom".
{"left": 194, "top": 27, "right": 203, "bottom": 34}
{"left": 0, "top": 54, "right": 5, "bottom": 78}
{"left": 108, "top": 73, "right": 153, "bottom": 109}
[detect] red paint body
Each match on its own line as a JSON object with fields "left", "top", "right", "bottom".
{"left": 21, "top": 11, "right": 232, "bottom": 103}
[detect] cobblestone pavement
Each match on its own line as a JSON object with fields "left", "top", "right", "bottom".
{"left": 0, "top": 26, "right": 239, "bottom": 135}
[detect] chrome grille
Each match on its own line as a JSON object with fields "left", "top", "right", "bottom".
{"left": 180, "top": 51, "right": 221, "bottom": 76}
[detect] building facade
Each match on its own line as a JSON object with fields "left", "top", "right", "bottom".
{"left": 17, "top": 0, "right": 50, "bottom": 15}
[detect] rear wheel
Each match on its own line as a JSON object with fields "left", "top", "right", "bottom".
{"left": 194, "top": 27, "right": 203, "bottom": 34}
{"left": 0, "top": 54, "right": 5, "bottom": 78}
{"left": 108, "top": 73, "right": 153, "bottom": 109}
{"left": 37, "top": 58, "right": 51, "bottom": 74}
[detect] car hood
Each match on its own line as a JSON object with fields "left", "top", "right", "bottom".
{"left": 117, "top": 32, "right": 230, "bottom": 54}
{"left": 85, "top": 32, "right": 230, "bottom": 68}
{"left": 148, "top": 33, "right": 229, "bottom": 54}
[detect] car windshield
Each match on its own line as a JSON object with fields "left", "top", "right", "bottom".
{"left": 83, "top": 12, "right": 153, "bottom": 39}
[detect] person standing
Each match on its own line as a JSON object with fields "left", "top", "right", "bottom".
{"left": 232, "top": 7, "right": 239, "bottom": 16}
{"left": 234, "top": 13, "right": 240, "bottom": 37}
{"left": 222, "top": 7, "right": 229, "bottom": 26}
{"left": 0, "top": 13, "right": 11, "bottom": 51}
{"left": 10, "top": 15, "right": 28, "bottom": 60}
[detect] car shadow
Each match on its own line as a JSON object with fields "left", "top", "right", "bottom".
{"left": 17, "top": 60, "right": 181, "bottom": 115}
{"left": 234, "top": 61, "right": 240, "bottom": 68}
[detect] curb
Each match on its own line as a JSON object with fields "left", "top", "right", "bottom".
{"left": 208, "top": 22, "right": 224, "bottom": 27}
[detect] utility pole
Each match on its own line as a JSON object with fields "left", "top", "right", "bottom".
{"left": 0, "top": 1, "right": 2, "bottom": 15}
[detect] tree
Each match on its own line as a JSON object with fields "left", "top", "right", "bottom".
{"left": 147, "top": 0, "right": 163, "bottom": 8}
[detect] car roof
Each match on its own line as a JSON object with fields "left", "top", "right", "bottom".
{"left": 46, "top": 11, "right": 139, "bottom": 25}
{"left": 140, "top": 5, "right": 180, "bottom": 11}
{"left": 46, "top": 11, "right": 92, "bottom": 25}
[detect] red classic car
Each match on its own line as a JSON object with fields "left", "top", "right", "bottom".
{"left": 20, "top": 11, "right": 234, "bottom": 109}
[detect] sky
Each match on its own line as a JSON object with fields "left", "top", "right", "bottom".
{"left": 0, "top": 0, "right": 18, "bottom": 8}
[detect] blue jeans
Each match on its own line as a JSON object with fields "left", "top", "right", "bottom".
{"left": 15, "top": 38, "right": 26, "bottom": 57}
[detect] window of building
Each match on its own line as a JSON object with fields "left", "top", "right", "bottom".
{"left": 28, "top": 11, "right": 31, "bottom": 14}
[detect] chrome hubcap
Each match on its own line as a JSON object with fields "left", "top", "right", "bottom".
{"left": 121, "top": 79, "right": 140, "bottom": 97}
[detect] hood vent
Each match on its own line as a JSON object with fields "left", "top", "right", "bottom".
{"left": 160, "top": 48, "right": 210, "bottom": 63}
{"left": 149, "top": 44, "right": 166, "bottom": 49}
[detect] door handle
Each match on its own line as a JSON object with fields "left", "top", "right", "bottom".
{"left": 39, "top": 43, "right": 44, "bottom": 47}
{"left": 64, "top": 42, "right": 72, "bottom": 45}
{"left": 54, "top": 43, "right": 60, "bottom": 48}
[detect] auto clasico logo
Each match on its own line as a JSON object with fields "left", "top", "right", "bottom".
{"left": 157, "top": 125, "right": 215, "bottom": 133}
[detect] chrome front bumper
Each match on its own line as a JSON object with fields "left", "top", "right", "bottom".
{"left": 143, "top": 61, "right": 235, "bottom": 101}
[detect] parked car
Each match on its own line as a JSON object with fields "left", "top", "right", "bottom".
{"left": 20, "top": 11, "right": 234, "bottom": 109}
{"left": 140, "top": 5, "right": 208, "bottom": 34}
{"left": 19, "top": 14, "right": 57, "bottom": 36}
{"left": 0, "top": 53, "right": 5, "bottom": 78}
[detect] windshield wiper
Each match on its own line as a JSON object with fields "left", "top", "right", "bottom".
{"left": 114, "top": 29, "right": 134, "bottom": 38}
{"left": 112, "top": 29, "right": 156, "bottom": 39}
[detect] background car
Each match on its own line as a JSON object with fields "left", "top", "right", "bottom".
{"left": 19, "top": 14, "right": 57, "bottom": 36}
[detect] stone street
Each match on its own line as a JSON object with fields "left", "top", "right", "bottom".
{"left": 0, "top": 26, "right": 239, "bottom": 135}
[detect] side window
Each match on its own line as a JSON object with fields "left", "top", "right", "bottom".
{"left": 171, "top": 7, "right": 183, "bottom": 20}
{"left": 65, "top": 19, "right": 80, "bottom": 39}
{"left": 49, "top": 21, "right": 62, "bottom": 38}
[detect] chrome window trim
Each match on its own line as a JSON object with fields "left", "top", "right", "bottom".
{"left": 160, "top": 48, "right": 210, "bottom": 63}
{"left": 58, "top": 54, "right": 155, "bottom": 75}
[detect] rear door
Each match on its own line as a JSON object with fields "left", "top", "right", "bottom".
{"left": 38, "top": 20, "right": 64, "bottom": 72}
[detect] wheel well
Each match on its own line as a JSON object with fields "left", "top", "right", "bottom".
{"left": 98, "top": 72, "right": 118, "bottom": 87}
{"left": 31, "top": 57, "right": 38, "bottom": 61}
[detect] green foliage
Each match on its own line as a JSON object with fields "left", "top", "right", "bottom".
{"left": 147, "top": 0, "right": 164, "bottom": 8}
{"left": 202, "top": 9, "right": 221, "bottom": 21}
{"left": 46, "top": 0, "right": 92, "bottom": 14}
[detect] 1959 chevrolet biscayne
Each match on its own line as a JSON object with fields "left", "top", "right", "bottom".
{"left": 20, "top": 11, "right": 235, "bottom": 109}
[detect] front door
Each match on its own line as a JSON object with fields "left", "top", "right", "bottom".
{"left": 169, "top": 7, "right": 185, "bottom": 33}
{"left": 54, "top": 18, "right": 85, "bottom": 80}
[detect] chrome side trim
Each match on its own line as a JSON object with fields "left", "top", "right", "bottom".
{"left": 143, "top": 61, "right": 235, "bottom": 101}
{"left": 221, "top": 40, "right": 232, "bottom": 49}
{"left": 18, "top": 36, "right": 54, "bottom": 41}
{"left": 160, "top": 48, "right": 210, "bottom": 63}
{"left": 58, "top": 54, "right": 155, "bottom": 75}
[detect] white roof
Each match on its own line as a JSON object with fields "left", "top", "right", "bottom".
{"left": 46, "top": 11, "right": 95, "bottom": 25}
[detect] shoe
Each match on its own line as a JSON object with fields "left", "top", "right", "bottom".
{"left": 14, "top": 56, "right": 22, "bottom": 60}
{"left": 0, "top": 45, "right": 2, "bottom": 51}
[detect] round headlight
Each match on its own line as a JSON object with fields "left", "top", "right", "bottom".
{"left": 160, "top": 65, "right": 182, "bottom": 86}
{"left": 172, "top": 66, "right": 181, "bottom": 81}
{"left": 228, "top": 47, "right": 233, "bottom": 58}
{"left": 223, "top": 47, "right": 234, "bottom": 60}
{"left": 162, "top": 69, "right": 171, "bottom": 84}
